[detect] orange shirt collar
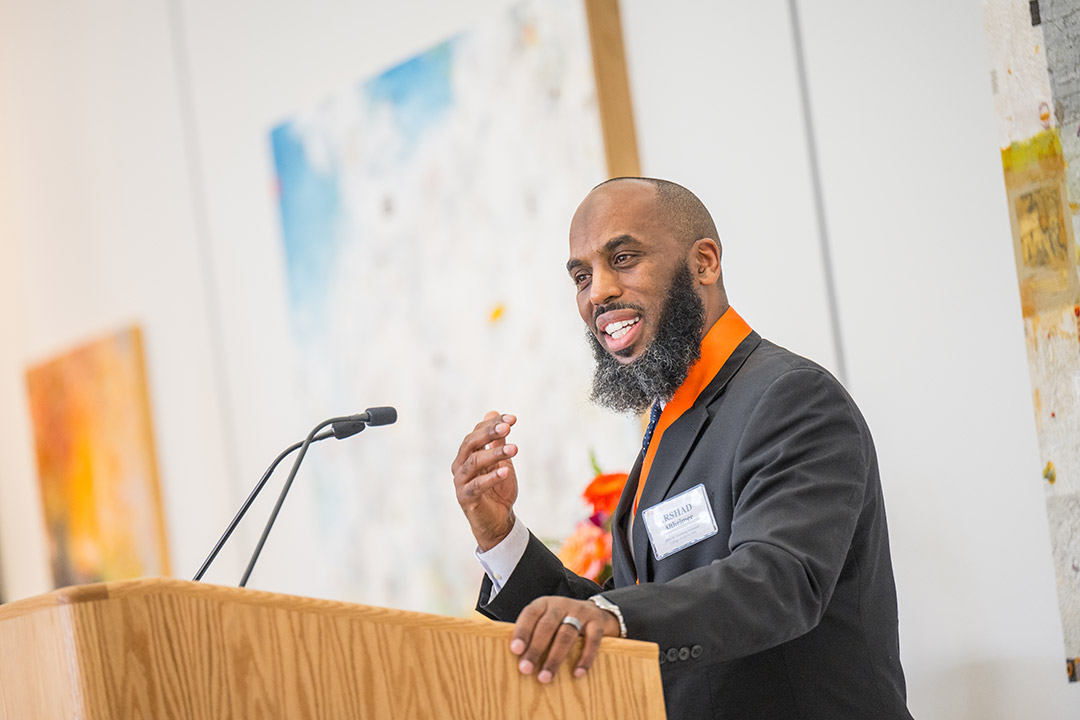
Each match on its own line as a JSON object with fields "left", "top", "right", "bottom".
{"left": 633, "top": 307, "right": 753, "bottom": 516}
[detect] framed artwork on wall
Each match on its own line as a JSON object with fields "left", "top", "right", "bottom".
{"left": 25, "top": 326, "right": 169, "bottom": 588}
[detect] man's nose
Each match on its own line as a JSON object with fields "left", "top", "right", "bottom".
{"left": 589, "top": 266, "right": 622, "bottom": 307}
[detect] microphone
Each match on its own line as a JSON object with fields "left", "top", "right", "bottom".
{"left": 357, "top": 406, "right": 397, "bottom": 426}
{"left": 331, "top": 406, "right": 397, "bottom": 430}
{"left": 332, "top": 419, "right": 366, "bottom": 439}
{"left": 192, "top": 410, "right": 394, "bottom": 583}
{"left": 238, "top": 407, "right": 397, "bottom": 587}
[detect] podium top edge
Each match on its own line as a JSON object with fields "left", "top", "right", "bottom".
{"left": 0, "top": 577, "right": 657, "bottom": 658}
{"left": 0, "top": 577, "right": 479, "bottom": 622}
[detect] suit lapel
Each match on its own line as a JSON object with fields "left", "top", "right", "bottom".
{"left": 631, "top": 403, "right": 708, "bottom": 578}
{"left": 630, "top": 331, "right": 762, "bottom": 581}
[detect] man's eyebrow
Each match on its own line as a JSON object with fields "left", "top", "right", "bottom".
{"left": 602, "top": 234, "right": 641, "bottom": 253}
{"left": 566, "top": 235, "right": 642, "bottom": 273}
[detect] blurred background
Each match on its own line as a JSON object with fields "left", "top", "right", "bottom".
{"left": 0, "top": 0, "right": 1070, "bottom": 717}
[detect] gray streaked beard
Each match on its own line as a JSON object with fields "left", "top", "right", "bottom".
{"left": 587, "top": 263, "right": 706, "bottom": 414}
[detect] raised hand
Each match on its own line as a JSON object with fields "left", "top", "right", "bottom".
{"left": 452, "top": 411, "right": 520, "bottom": 551}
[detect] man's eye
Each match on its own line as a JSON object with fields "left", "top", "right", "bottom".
{"left": 614, "top": 253, "right": 632, "bottom": 264}
{"left": 574, "top": 273, "right": 590, "bottom": 285}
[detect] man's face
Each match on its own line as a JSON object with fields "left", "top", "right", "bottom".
{"left": 567, "top": 181, "right": 708, "bottom": 414}
{"left": 567, "top": 182, "right": 692, "bottom": 364}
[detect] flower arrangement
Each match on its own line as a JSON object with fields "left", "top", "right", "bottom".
{"left": 556, "top": 457, "right": 629, "bottom": 586}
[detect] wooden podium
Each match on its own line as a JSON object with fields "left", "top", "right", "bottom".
{"left": 0, "top": 578, "right": 666, "bottom": 719}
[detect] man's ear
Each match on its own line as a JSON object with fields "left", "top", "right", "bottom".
{"left": 690, "top": 237, "right": 722, "bottom": 286}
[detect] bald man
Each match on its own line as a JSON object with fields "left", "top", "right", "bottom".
{"left": 451, "top": 178, "right": 913, "bottom": 719}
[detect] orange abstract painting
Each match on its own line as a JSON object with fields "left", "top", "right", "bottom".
{"left": 26, "top": 326, "right": 169, "bottom": 588}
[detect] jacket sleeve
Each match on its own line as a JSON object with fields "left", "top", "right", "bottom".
{"left": 477, "top": 531, "right": 605, "bottom": 621}
{"left": 600, "top": 367, "right": 871, "bottom": 665}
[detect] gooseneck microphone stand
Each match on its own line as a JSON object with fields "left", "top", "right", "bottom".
{"left": 193, "top": 408, "right": 395, "bottom": 585}
{"left": 192, "top": 429, "right": 336, "bottom": 582}
{"left": 238, "top": 407, "right": 395, "bottom": 587}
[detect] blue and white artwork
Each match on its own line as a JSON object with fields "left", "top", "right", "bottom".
{"left": 270, "top": 0, "right": 639, "bottom": 614}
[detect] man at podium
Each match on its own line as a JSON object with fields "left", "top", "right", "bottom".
{"left": 451, "top": 178, "right": 913, "bottom": 719}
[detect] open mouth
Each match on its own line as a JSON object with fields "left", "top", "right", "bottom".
{"left": 596, "top": 311, "right": 643, "bottom": 355}
{"left": 604, "top": 317, "right": 639, "bottom": 339}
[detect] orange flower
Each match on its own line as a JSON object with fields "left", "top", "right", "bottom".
{"left": 583, "top": 472, "right": 629, "bottom": 516}
{"left": 557, "top": 521, "right": 612, "bottom": 581}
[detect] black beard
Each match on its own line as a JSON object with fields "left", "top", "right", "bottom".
{"left": 587, "top": 264, "right": 706, "bottom": 414}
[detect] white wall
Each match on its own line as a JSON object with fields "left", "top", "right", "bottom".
{"left": 620, "top": 6, "right": 1073, "bottom": 717}
{"left": 0, "top": 0, "right": 1075, "bottom": 716}
{"left": 0, "top": 0, "right": 236, "bottom": 595}
{"left": 621, "top": 0, "right": 841, "bottom": 374}
{"left": 793, "top": 3, "right": 1070, "bottom": 717}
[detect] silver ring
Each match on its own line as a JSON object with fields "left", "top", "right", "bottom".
{"left": 561, "top": 615, "right": 583, "bottom": 633}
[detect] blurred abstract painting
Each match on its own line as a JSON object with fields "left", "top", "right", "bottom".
{"left": 269, "top": 0, "right": 640, "bottom": 612}
{"left": 26, "top": 326, "right": 169, "bottom": 587}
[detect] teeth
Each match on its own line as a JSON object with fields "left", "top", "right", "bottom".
{"left": 604, "top": 317, "right": 640, "bottom": 338}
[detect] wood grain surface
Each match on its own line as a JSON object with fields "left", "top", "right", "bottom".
{"left": 0, "top": 578, "right": 666, "bottom": 719}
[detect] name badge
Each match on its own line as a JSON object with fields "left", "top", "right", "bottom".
{"left": 641, "top": 484, "right": 718, "bottom": 561}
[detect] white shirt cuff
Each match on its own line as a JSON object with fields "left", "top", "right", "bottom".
{"left": 476, "top": 516, "right": 529, "bottom": 599}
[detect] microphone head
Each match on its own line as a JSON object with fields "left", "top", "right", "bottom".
{"left": 363, "top": 406, "right": 397, "bottom": 426}
{"left": 332, "top": 420, "right": 366, "bottom": 439}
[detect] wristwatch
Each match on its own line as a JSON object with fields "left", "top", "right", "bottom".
{"left": 589, "top": 594, "right": 627, "bottom": 638}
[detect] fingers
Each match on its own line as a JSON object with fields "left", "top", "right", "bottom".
{"left": 481, "top": 411, "right": 509, "bottom": 455}
{"left": 451, "top": 413, "right": 517, "bottom": 476}
{"left": 511, "top": 598, "right": 614, "bottom": 684}
{"left": 511, "top": 599, "right": 561, "bottom": 680}
{"left": 537, "top": 620, "right": 585, "bottom": 683}
{"left": 454, "top": 443, "right": 518, "bottom": 498}
{"left": 573, "top": 621, "right": 606, "bottom": 678}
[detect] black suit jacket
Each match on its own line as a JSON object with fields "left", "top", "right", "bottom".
{"left": 479, "top": 333, "right": 913, "bottom": 719}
